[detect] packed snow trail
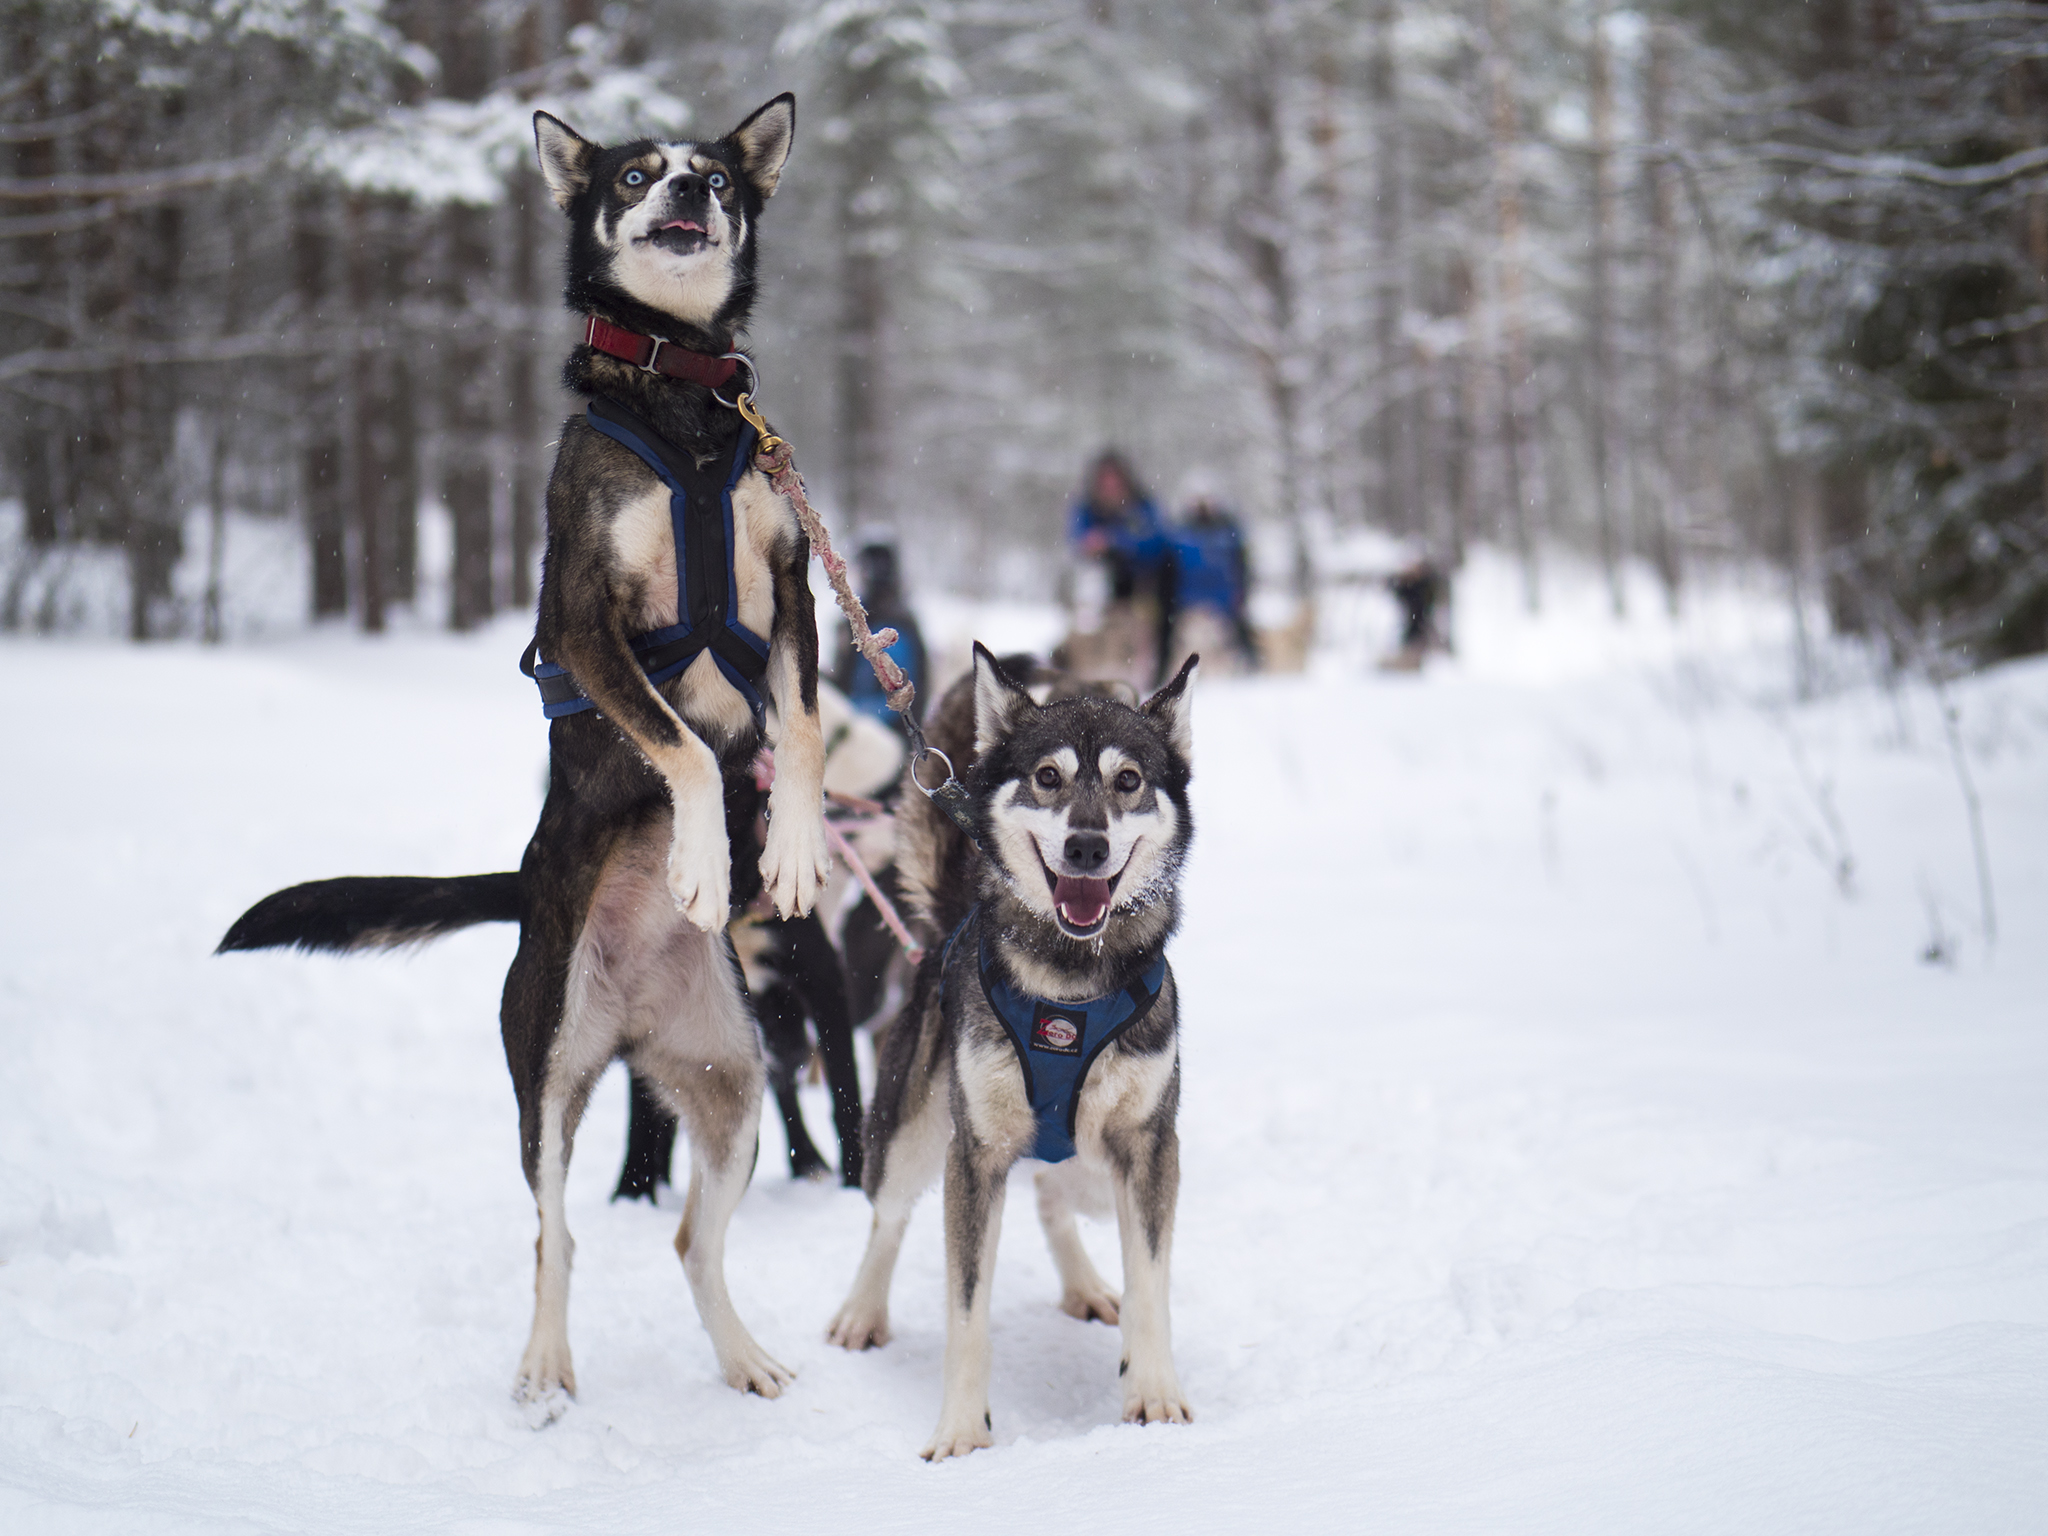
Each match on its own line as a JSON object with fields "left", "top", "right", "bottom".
{"left": 2, "top": 608, "right": 2045, "bottom": 1533}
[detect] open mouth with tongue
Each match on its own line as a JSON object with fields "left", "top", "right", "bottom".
{"left": 1040, "top": 852, "right": 1123, "bottom": 939}
{"left": 646, "top": 218, "right": 713, "bottom": 255}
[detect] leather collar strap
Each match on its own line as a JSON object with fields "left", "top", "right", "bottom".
{"left": 583, "top": 315, "right": 738, "bottom": 389}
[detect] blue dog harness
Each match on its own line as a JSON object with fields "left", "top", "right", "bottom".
{"left": 523, "top": 396, "right": 771, "bottom": 725}
{"left": 946, "top": 906, "right": 1168, "bottom": 1164}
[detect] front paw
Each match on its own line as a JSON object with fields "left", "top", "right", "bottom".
{"left": 759, "top": 811, "right": 831, "bottom": 919}
{"left": 920, "top": 1412, "right": 994, "bottom": 1462}
{"left": 667, "top": 838, "right": 731, "bottom": 931}
{"left": 1120, "top": 1363, "right": 1193, "bottom": 1426}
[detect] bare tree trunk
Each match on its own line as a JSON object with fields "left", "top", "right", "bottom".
{"left": 508, "top": 173, "right": 543, "bottom": 611}
{"left": 1642, "top": 21, "right": 1683, "bottom": 614}
{"left": 835, "top": 213, "right": 889, "bottom": 526}
{"left": 1588, "top": 4, "right": 1623, "bottom": 616}
{"left": 203, "top": 421, "right": 228, "bottom": 643}
{"left": 441, "top": 203, "right": 495, "bottom": 631}
{"left": 347, "top": 195, "right": 387, "bottom": 633}
{"left": 1369, "top": 0, "right": 1410, "bottom": 535}
{"left": 1488, "top": 0, "right": 1538, "bottom": 611}
{"left": 1236, "top": 20, "right": 1311, "bottom": 592}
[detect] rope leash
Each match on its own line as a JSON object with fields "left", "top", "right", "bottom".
{"left": 734, "top": 392, "right": 981, "bottom": 848}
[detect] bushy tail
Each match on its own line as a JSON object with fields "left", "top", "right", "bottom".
{"left": 216, "top": 874, "right": 522, "bottom": 956}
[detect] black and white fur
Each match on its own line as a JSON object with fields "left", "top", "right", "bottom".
{"left": 828, "top": 644, "right": 1199, "bottom": 1459}
{"left": 218, "top": 96, "right": 824, "bottom": 1418}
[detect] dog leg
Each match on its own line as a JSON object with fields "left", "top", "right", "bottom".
{"left": 759, "top": 531, "right": 832, "bottom": 917}
{"left": 664, "top": 735, "right": 733, "bottom": 931}
{"left": 1109, "top": 1130, "right": 1192, "bottom": 1426}
{"left": 827, "top": 1062, "right": 948, "bottom": 1350}
{"left": 922, "top": 1136, "right": 1008, "bottom": 1461}
{"left": 784, "top": 910, "right": 863, "bottom": 1187}
{"left": 514, "top": 1093, "right": 578, "bottom": 1421}
{"left": 756, "top": 979, "right": 830, "bottom": 1180}
{"left": 1035, "top": 1161, "right": 1120, "bottom": 1325}
{"left": 673, "top": 1112, "right": 793, "bottom": 1396}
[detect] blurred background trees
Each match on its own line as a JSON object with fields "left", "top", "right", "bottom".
{"left": 1, "top": 0, "right": 2043, "bottom": 672}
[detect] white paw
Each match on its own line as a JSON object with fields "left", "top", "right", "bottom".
{"left": 515, "top": 1383, "right": 572, "bottom": 1429}
{"left": 667, "top": 835, "right": 731, "bottom": 931}
{"left": 920, "top": 1412, "right": 994, "bottom": 1462}
{"left": 1059, "top": 1284, "right": 1121, "bottom": 1325}
{"left": 759, "top": 809, "right": 830, "bottom": 919}
{"left": 512, "top": 1340, "right": 576, "bottom": 1427}
{"left": 715, "top": 1334, "right": 794, "bottom": 1397}
{"left": 826, "top": 1297, "right": 891, "bottom": 1351}
{"left": 1120, "top": 1363, "right": 1193, "bottom": 1426}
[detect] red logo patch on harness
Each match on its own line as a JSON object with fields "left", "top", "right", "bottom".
{"left": 1032, "top": 1011, "right": 1082, "bottom": 1055}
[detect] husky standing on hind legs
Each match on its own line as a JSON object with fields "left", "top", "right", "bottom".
{"left": 218, "top": 94, "right": 829, "bottom": 1419}
{"left": 829, "top": 643, "right": 1199, "bottom": 1459}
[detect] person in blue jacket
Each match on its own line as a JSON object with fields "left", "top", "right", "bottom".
{"left": 1168, "top": 484, "right": 1259, "bottom": 669}
{"left": 835, "top": 539, "right": 927, "bottom": 738}
{"left": 1069, "top": 450, "right": 1173, "bottom": 681}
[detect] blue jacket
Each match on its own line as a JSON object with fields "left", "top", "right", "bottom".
{"left": 1169, "top": 518, "right": 1248, "bottom": 615}
{"left": 1069, "top": 496, "right": 1169, "bottom": 578}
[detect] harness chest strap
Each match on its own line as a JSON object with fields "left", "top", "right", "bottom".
{"left": 522, "top": 396, "right": 772, "bottom": 725}
{"left": 944, "top": 906, "right": 1169, "bottom": 1166}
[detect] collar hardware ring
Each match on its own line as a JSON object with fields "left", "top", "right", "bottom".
{"left": 910, "top": 745, "right": 955, "bottom": 797}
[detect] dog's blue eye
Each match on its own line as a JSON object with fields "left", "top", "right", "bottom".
{"left": 708, "top": 172, "right": 726, "bottom": 189}
{"left": 1035, "top": 766, "right": 1061, "bottom": 789}
{"left": 624, "top": 170, "right": 644, "bottom": 186}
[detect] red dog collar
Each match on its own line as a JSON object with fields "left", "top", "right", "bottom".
{"left": 583, "top": 315, "right": 739, "bottom": 389}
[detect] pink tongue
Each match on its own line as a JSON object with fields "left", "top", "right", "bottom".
{"left": 1053, "top": 876, "right": 1111, "bottom": 928}
{"left": 663, "top": 220, "right": 704, "bottom": 232}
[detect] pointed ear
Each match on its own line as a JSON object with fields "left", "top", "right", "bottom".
{"left": 534, "top": 112, "right": 595, "bottom": 211}
{"left": 729, "top": 93, "right": 795, "bottom": 199}
{"left": 1142, "top": 654, "right": 1198, "bottom": 762}
{"left": 972, "top": 641, "right": 1035, "bottom": 757}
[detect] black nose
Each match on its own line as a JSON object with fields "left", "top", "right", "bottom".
{"left": 1063, "top": 831, "right": 1110, "bottom": 872}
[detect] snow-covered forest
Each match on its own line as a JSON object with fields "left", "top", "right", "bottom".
{"left": 4, "top": 0, "right": 2046, "bottom": 672}
{"left": 5, "top": 3, "right": 2048, "bottom": 1531}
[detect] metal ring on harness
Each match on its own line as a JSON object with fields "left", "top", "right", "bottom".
{"left": 711, "top": 351, "right": 758, "bottom": 409}
{"left": 909, "top": 745, "right": 955, "bottom": 797}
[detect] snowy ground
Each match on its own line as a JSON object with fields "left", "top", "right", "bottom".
{"left": 4, "top": 567, "right": 2047, "bottom": 1532}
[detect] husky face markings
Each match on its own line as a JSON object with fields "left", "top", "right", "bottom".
{"left": 830, "top": 644, "right": 1199, "bottom": 1459}
{"left": 978, "top": 677, "right": 1188, "bottom": 941}
{"left": 535, "top": 96, "right": 793, "bottom": 332}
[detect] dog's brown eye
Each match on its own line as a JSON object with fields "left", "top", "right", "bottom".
{"left": 1115, "top": 768, "right": 1142, "bottom": 793}
{"left": 1035, "top": 765, "right": 1060, "bottom": 789}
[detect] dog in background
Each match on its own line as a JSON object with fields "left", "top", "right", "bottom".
{"left": 828, "top": 644, "right": 1199, "bottom": 1459}
{"left": 218, "top": 95, "right": 825, "bottom": 1417}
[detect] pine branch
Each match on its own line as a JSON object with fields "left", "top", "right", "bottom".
{"left": 1756, "top": 139, "right": 2048, "bottom": 190}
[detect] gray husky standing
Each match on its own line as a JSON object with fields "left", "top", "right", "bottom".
{"left": 828, "top": 643, "right": 1199, "bottom": 1459}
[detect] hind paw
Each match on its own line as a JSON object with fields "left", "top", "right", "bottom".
{"left": 512, "top": 1346, "right": 576, "bottom": 1428}
{"left": 827, "top": 1298, "right": 891, "bottom": 1351}
{"left": 1059, "top": 1284, "right": 1121, "bottom": 1325}
{"left": 1121, "top": 1367, "right": 1193, "bottom": 1426}
{"left": 921, "top": 1413, "right": 993, "bottom": 1462}
{"left": 714, "top": 1334, "right": 793, "bottom": 1397}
